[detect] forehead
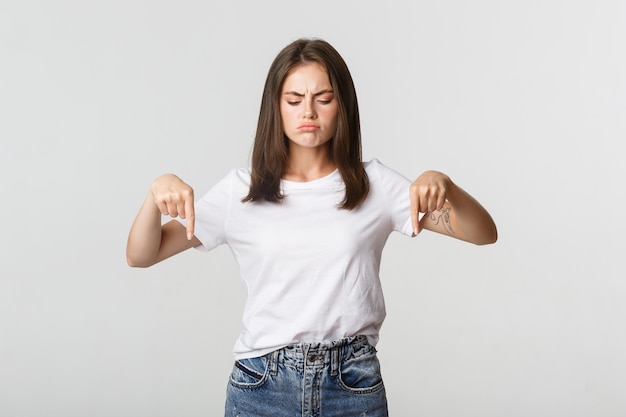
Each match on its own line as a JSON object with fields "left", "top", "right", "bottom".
{"left": 282, "top": 62, "right": 332, "bottom": 91}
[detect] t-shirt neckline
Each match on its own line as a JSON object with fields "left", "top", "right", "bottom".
{"left": 281, "top": 169, "right": 341, "bottom": 190}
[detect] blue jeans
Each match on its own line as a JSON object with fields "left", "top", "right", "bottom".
{"left": 225, "top": 335, "right": 388, "bottom": 417}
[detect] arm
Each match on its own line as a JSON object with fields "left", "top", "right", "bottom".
{"left": 126, "top": 174, "right": 201, "bottom": 267}
{"left": 410, "top": 170, "right": 497, "bottom": 245}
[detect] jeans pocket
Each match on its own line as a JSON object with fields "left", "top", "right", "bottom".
{"left": 229, "top": 356, "right": 269, "bottom": 389}
{"left": 338, "top": 348, "right": 385, "bottom": 394}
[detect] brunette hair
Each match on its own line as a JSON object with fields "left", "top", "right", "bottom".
{"left": 242, "top": 38, "right": 369, "bottom": 210}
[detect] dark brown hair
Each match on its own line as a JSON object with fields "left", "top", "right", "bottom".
{"left": 242, "top": 38, "right": 369, "bottom": 210}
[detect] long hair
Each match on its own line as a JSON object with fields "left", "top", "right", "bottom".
{"left": 242, "top": 38, "right": 369, "bottom": 210}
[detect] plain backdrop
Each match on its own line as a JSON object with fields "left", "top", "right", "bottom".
{"left": 1, "top": 1, "right": 625, "bottom": 416}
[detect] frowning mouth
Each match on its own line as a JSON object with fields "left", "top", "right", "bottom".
{"left": 298, "top": 123, "right": 320, "bottom": 131}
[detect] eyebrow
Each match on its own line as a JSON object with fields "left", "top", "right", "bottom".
{"left": 282, "top": 89, "right": 334, "bottom": 97}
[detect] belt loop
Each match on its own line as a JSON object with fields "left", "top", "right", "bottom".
{"left": 330, "top": 347, "right": 339, "bottom": 376}
{"left": 269, "top": 350, "right": 279, "bottom": 376}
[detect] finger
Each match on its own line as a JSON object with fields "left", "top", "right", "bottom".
{"left": 166, "top": 200, "right": 179, "bottom": 218}
{"left": 184, "top": 195, "right": 195, "bottom": 240}
{"left": 410, "top": 187, "right": 421, "bottom": 236}
{"left": 428, "top": 195, "right": 438, "bottom": 213}
{"left": 436, "top": 192, "right": 446, "bottom": 211}
{"left": 156, "top": 199, "right": 169, "bottom": 216}
{"left": 420, "top": 195, "right": 430, "bottom": 214}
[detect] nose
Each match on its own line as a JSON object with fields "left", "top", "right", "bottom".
{"left": 303, "top": 98, "right": 316, "bottom": 119}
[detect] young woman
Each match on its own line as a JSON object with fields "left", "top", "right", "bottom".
{"left": 127, "top": 38, "right": 497, "bottom": 417}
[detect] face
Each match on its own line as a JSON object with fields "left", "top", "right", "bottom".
{"left": 280, "top": 62, "right": 339, "bottom": 151}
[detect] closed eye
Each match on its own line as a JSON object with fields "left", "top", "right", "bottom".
{"left": 287, "top": 99, "right": 331, "bottom": 105}
{"left": 283, "top": 90, "right": 334, "bottom": 106}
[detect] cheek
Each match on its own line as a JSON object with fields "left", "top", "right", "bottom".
{"left": 281, "top": 103, "right": 299, "bottom": 117}
{"left": 325, "top": 106, "right": 339, "bottom": 129}
{"left": 279, "top": 103, "right": 288, "bottom": 121}
{"left": 279, "top": 106, "right": 295, "bottom": 129}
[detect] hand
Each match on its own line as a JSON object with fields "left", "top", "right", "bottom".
{"left": 410, "top": 170, "right": 451, "bottom": 235}
{"left": 150, "top": 174, "right": 195, "bottom": 240}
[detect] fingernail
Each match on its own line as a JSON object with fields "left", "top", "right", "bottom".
{"left": 187, "top": 232, "right": 193, "bottom": 240}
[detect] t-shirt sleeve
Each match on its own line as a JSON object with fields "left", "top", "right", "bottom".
{"left": 368, "top": 159, "right": 416, "bottom": 237}
{"left": 175, "top": 169, "right": 235, "bottom": 251}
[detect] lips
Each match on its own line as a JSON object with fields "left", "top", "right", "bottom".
{"left": 298, "top": 123, "right": 320, "bottom": 132}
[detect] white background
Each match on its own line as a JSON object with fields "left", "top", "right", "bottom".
{"left": 1, "top": 1, "right": 625, "bottom": 416}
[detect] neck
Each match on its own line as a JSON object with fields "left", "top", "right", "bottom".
{"left": 283, "top": 145, "right": 336, "bottom": 182}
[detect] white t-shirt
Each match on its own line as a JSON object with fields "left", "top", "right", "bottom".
{"left": 183, "top": 159, "right": 414, "bottom": 359}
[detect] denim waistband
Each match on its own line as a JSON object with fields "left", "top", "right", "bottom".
{"left": 267, "top": 335, "right": 371, "bottom": 377}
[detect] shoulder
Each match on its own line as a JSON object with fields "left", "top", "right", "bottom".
{"left": 212, "top": 167, "right": 252, "bottom": 189}
{"left": 231, "top": 167, "right": 252, "bottom": 184}
{"left": 364, "top": 159, "right": 410, "bottom": 184}
{"left": 197, "top": 167, "right": 251, "bottom": 202}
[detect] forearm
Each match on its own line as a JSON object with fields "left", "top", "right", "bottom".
{"left": 445, "top": 182, "right": 498, "bottom": 245}
{"left": 126, "top": 193, "right": 163, "bottom": 267}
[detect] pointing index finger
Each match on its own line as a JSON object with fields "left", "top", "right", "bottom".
{"left": 410, "top": 186, "right": 421, "bottom": 236}
{"left": 184, "top": 194, "right": 195, "bottom": 240}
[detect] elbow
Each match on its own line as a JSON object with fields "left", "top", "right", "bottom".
{"left": 475, "top": 236, "right": 497, "bottom": 246}
{"left": 126, "top": 256, "right": 145, "bottom": 268}
{"left": 474, "top": 226, "right": 498, "bottom": 246}
{"left": 127, "top": 259, "right": 142, "bottom": 268}
{"left": 126, "top": 252, "right": 154, "bottom": 268}
{"left": 489, "top": 224, "right": 499, "bottom": 244}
